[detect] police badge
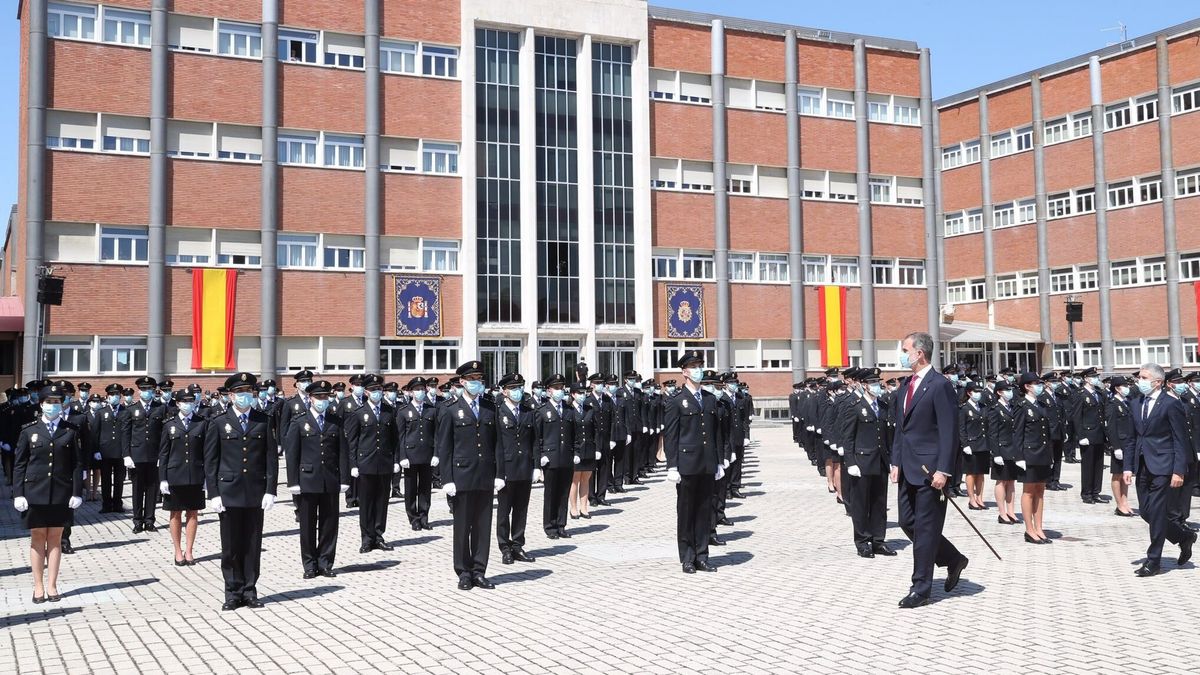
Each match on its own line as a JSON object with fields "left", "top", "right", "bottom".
{"left": 303, "top": 423, "right": 311, "bottom": 433}
{"left": 682, "top": 398, "right": 688, "bottom": 409}
{"left": 31, "top": 434, "right": 38, "bottom": 444}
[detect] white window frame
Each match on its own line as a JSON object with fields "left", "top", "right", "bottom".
{"left": 1104, "top": 101, "right": 1131, "bottom": 131}
{"left": 323, "top": 134, "right": 365, "bottom": 169}
{"left": 758, "top": 253, "right": 788, "bottom": 283}
{"left": 728, "top": 252, "right": 754, "bottom": 281}
{"left": 218, "top": 21, "right": 262, "bottom": 58}
{"left": 277, "top": 233, "right": 319, "bottom": 269}
{"left": 682, "top": 252, "right": 715, "bottom": 281}
{"left": 896, "top": 259, "right": 925, "bottom": 287}
{"left": 871, "top": 258, "right": 894, "bottom": 286}
{"left": 278, "top": 28, "right": 318, "bottom": 64}
{"left": 48, "top": 2, "right": 97, "bottom": 41}
{"left": 1177, "top": 167, "right": 1200, "bottom": 198}
{"left": 1180, "top": 252, "right": 1200, "bottom": 281}
{"left": 993, "top": 202, "right": 1016, "bottom": 229}
{"left": 802, "top": 255, "right": 828, "bottom": 284}
{"left": 830, "top": 257, "right": 860, "bottom": 286}
{"left": 652, "top": 251, "right": 679, "bottom": 279}
{"left": 421, "top": 339, "right": 461, "bottom": 371}
{"left": 278, "top": 132, "right": 318, "bottom": 166}
{"left": 421, "top": 45, "right": 459, "bottom": 79}
{"left": 102, "top": 7, "right": 151, "bottom": 47}
{"left": 868, "top": 176, "right": 893, "bottom": 204}
{"left": 421, "top": 239, "right": 460, "bottom": 273}
{"left": 1172, "top": 82, "right": 1200, "bottom": 116}
{"left": 653, "top": 341, "right": 715, "bottom": 372}
{"left": 990, "top": 132, "right": 1014, "bottom": 159}
{"left": 381, "top": 40, "right": 418, "bottom": 75}
{"left": 100, "top": 226, "right": 149, "bottom": 264}
{"left": 99, "top": 337, "right": 148, "bottom": 375}
{"left": 422, "top": 141, "right": 459, "bottom": 175}
{"left": 941, "top": 146, "right": 963, "bottom": 170}
{"left": 42, "top": 338, "right": 94, "bottom": 376}
{"left": 1110, "top": 260, "right": 1138, "bottom": 287}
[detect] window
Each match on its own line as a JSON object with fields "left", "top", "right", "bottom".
{"left": 868, "top": 100, "right": 890, "bottom": 123}
{"left": 946, "top": 281, "right": 968, "bottom": 304}
{"left": 100, "top": 226, "right": 148, "bottom": 263}
{"left": 322, "top": 134, "right": 364, "bottom": 168}
{"left": 100, "top": 337, "right": 147, "bottom": 374}
{"left": 277, "top": 234, "right": 318, "bottom": 268}
{"left": 895, "top": 177, "right": 923, "bottom": 205}
{"left": 1146, "top": 339, "right": 1170, "bottom": 365}
{"left": 1173, "top": 82, "right": 1200, "bottom": 115}
{"left": 963, "top": 141, "right": 981, "bottom": 164}
{"left": 728, "top": 253, "right": 754, "bottom": 281}
{"left": 102, "top": 115, "right": 151, "bottom": 154}
{"left": 872, "top": 259, "right": 894, "bottom": 286}
{"left": 1111, "top": 260, "right": 1137, "bottom": 287}
{"left": 380, "top": 339, "right": 418, "bottom": 372}
{"left": 1178, "top": 169, "right": 1200, "bottom": 197}
{"left": 1050, "top": 268, "right": 1074, "bottom": 293}
{"left": 323, "top": 33, "right": 365, "bottom": 69}
{"left": 1114, "top": 341, "right": 1141, "bottom": 368}
{"left": 422, "top": 340, "right": 460, "bottom": 371}
{"left": 1021, "top": 275, "right": 1038, "bottom": 296}
{"left": 217, "top": 124, "right": 262, "bottom": 161}
{"left": 828, "top": 172, "right": 856, "bottom": 201}
{"left": 966, "top": 209, "right": 983, "bottom": 232}
{"left": 680, "top": 161, "right": 713, "bottom": 191}
{"left": 754, "top": 81, "right": 786, "bottom": 112}
{"left": 893, "top": 98, "right": 920, "bottom": 125}
{"left": 422, "top": 142, "right": 459, "bottom": 174}
{"left": 1074, "top": 188, "right": 1095, "bottom": 214}
{"left": 990, "top": 133, "right": 1014, "bottom": 158}
{"left": 1108, "top": 180, "right": 1135, "bottom": 208}
{"left": 869, "top": 177, "right": 892, "bottom": 204}
{"left": 167, "top": 120, "right": 214, "bottom": 158}
{"left": 650, "top": 69, "right": 677, "bottom": 101}
{"left": 995, "top": 275, "right": 1018, "bottom": 299}
{"left": 798, "top": 88, "right": 822, "bottom": 116}
{"left": 422, "top": 240, "right": 459, "bottom": 272}
{"left": 758, "top": 254, "right": 788, "bottom": 282}
{"left": 652, "top": 253, "right": 678, "bottom": 279}
{"left": 219, "top": 22, "right": 262, "bottom": 58}
{"left": 831, "top": 257, "right": 859, "bottom": 285}
{"left": 381, "top": 40, "right": 417, "bottom": 74}
{"left": 993, "top": 203, "right": 1015, "bottom": 228}
{"left": 1044, "top": 118, "right": 1069, "bottom": 144}
{"left": 46, "top": 110, "right": 97, "bottom": 151}
{"left": 278, "top": 29, "right": 317, "bottom": 64}
{"left": 1077, "top": 265, "right": 1098, "bottom": 290}
{"left": 826, "top": 91, "right": 854, "bottom": 119}
{"left": 682, "top": 253, "right": 714, "bottom": 280}
{"left": 1015, "top": 127, "right": 1033, "bottom": 152}
{"left": 1135, "top": 95, "right": 1158, "bottom": 124}
{"left": 897, "top": 260, "right": 925, "bottom": 287}
{"left": 728, "top": 178, "right": 752, "bottom": 194}
{"left": 278, "top": 133, "right": 318, "bottom": 165}
{"left": 49, "top": 2, "right": 96, "bottom": 40}
{"left": 217, "top": 231, "right": 262, "bottom": 267}
{"left": 1047, "top": 192, "right": 1071, "bottom": 218}
{"left": 1017, "top": 199, "right": 1036, "bottom": 223}
{"left": 103, "top": 8, "right": 150, "bottom": 47}
{"left": 679, "top": 73, "right": 712, "bottom": 104}
{"left": 43, "top": 339, "right": 92, "bottom": 375}
{"left": 941, "top": 146, "right": 963, "bottom": 169}
{"left": 969, "top": 278, "right": 986, "bottom": 301}
{"left": 1181, "top": 253, "right": 1200, "bottom": 281}
{"left": 323, "top": 244, "right": 364, "bottom": 269}
{"left": 422, "top": 45, "right": 458, "bottom": 78}
{"left": 802, "top": 255, "right": 827, "bottom": 284}
{"left": 1104, "top": 101, "right": 1131, "bottom": 131}
{"left": 1072, "top": 114, "right": 1092, "bottom": 138}
{"left": 1140, "top": 177, "right": 1162, "bottom": 203}
{"left": 653, "top": 341, "right": 679, "bottom": 370}
{"left": 1142, "top": 257, "right": 1166, "bottom": 284}
{"left": 166, "top": 228, "right": 213, "bottom": 265}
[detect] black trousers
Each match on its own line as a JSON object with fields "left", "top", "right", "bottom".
{"left": 543, "top": 467, "right": 572, "bottom": 533}
{"left": 609, "top": 440, "right": 627, "bottom": 489}
{"left": 728, "top": 445, "right": 745, "bottom": 489}
{"left": 1080, "top": 444, "right": 1105, "bottom": 498}
{"left": 592, "top": 447, "right": 612, "bottom": 501}
{"left": 99, "top": 458, "right": 124, "bottom": 510}
{"left": 345, "top": 476, "right": 359, "bottom": 505}
{"left": 839, "top": 458, "right": 854, "bottom": 516}
{"left": 131, "top": 462, "right": 158, "bottom": 525}
{"left": 453, "top": 489, "right": 493, "bottom": 577}
{"left": 711, "top": 471, "right": 729, "bottom": 531}
{"left": 1049, "top": 439, "right": 1064, "bottom": 483}
{"left": 404, "top": 464, "right": 433, "bottom": 527}
{"left": 391, "top": 467, "right": 404, "bottom": 495}
{"left": 1173, "top": 463, "right": 1200, "bottom": 525}
{"left": 1136, "top": 467, "right": 1193, "bottom": 565}
{"left": 357, "top": 473, "right": 390, "bottom": 547}
{"left": 896, "top": 471, "right": 964, "bottom": 598}
{"left": 624, "top": 433, "right": 644, "bottom": 482}
{"left": 496, "top": 479, "right": 532, "bottom": 553}
{"left": 677, "top": 473, "right": 715, "bottom": 564}
{"left": 1, "top": 450, "right": 12, "bottom": 485}
{"left": 219, "top": 506, "right": 264, "bottom": 603}
{"left": 849, "top": 472, "right": 889, "bottom": 546}
{"left": 1064, "top": 440, "right": 1078, "bottom": 461}
{"left": 296, "top": 492, "right": 338, "bottom": 574}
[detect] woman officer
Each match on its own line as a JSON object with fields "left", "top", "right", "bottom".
{"left": 159, "top": 390, "right": 208, "bottom": 566}
{"left": 957, "top": 381, "right": 990, "bottom": 511}
{"left": 1014, "top": 372, "right": 1053, "bottom": 544}
{"left": 987, "top": 380, "right": 1020, "bottom": 525}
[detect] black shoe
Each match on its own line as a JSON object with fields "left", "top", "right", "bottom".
{"left": 47, "top": 594, "right": 61, "bottom": 603}
{"left": 1082, "top": 495, "right": 1096, "bottom": 504}
{"left": 588, "top": 498, "right": 597, "bottom": 507}
{"left": 1024, "top": 533, "right": 1043, "bottom": 545}
{"left": 717, "top": 517, "right": 734, "bottom": 527}
{"left": 243, "top": 598, "right": 263, "bottom": 609}
{"left": 32, "top": 594, "right": 46, "bottom": 605}
{"left": 708, "top": 534, "right": 725, "bottom": 546}
{"left": 967, "top": 504, "right": 983, "bottom": 511}
{"left": 596, "top": 499, "right": 611, "bottom": 507}
{"left": 1135, "top": 562, "right": 1161, "bottom": 577}
{"left": 1065, "top": 456, "right": 1079, "bottom": 464}
{"left": 1115, "top": 508, "right": 1135, "bottom": 517}
{"left": 951, "top": 487, "right": 968, "bottom": 498}
{"left": 1095, "top": 495, "right": 1111, "bottom": 503}
{"left": 457, "top": 575, "right": 473, "bottom": 590}
{"left": 422, "top": 523, "right": 433, "bottom": 531}
{"left": 512, "top": 550, "right": 535, "bottom": 563}
{"left": 221, "top": 600, "right": 240, "bottom": 611}
{"left": 872, "top": 542, "right": 897, "bottom": 557}
{"left": 628, "top": 478, "right": 643, "bottom": 486}
{"left": 836, "top": 496, "right": 844, "bottom": 505}
{"left": 472, "top": 574, "right": 495, "bottom": 589}
{"left": 303, "top": 570, "right": 318, "bottom": 579}
{"left": 546, "top": 532, "right": 560, "bottom": 540}
{"left": 694, "top": 561, "right": 717, "bottom": 572}
{"left": 413, "top": 523, "right": 423, "bottom": 531}
{"left": 570, "top": 513, "right": 580, "bottom": 520}
{"left": 682, "top": 563, "right": 696, "bottom": 574}
{"left": 1179, "top": 533, "right": 1196, "bottom": 566}
{"left": 145, "top": 524, "right": 158, "bottom": 532}
{"left": 359, "top": 545, "right": 372, "bottom": 554}
{"left": 348, "top": 500, "right": 359, "bottom": 508}
{"left": 501, "top": 551, "right": 514, "bottom": 565}
{"left": 580, "top": 513, "right": 592, "bottom": 520}
{"left": 558, "top": 529, "right": 572, "bottom": 539}
{"left": 944, "top": 557, "right": 968, "bottom": 592}
{"left": 375, "top": 542, "right": 394, "bottom": 552}
{"left": 730, "top": 490, "right": 746, "bottom": 499}
{"left": 391, "top": 489, "right": 403, "bottom": 499}
{"left": 320, "top": 569, "right": 337, "bottom": 578}
{"left": 99, "top": 507, "right": 112, "bottom": 514}
{"left": 898, "top": 592, "right": 928, "bottom": 608}
{"left": 132, "top": 524, "right": 144, "bottom": 534}
{"left": 174, "top": 558, "right": 188, "bottom": 567}
{"left": 61, "top": 543, "right": 74, "bottom": 555}
{"left": 857, "top": 546, "right": 875, "bottom": 559}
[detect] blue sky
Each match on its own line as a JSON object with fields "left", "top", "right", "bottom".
{"left": 0, "top": 1, "right": 1196, "bottom": 224}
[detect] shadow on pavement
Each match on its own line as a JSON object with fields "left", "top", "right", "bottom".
{"left": 73, "top": 539, "right": 141, "bottom": 552}
{"left": 524, "top": 544, "right": 576, "bottom": 558}
{"left": 258, "top": 584, "right": 344, "bottom": 605}
{"left": 491, "top": 569, "right": 552, "bottom": 585}
{"left": 0, "top": 607, "right": 83, "bottom": 627}
{"left": 713, "top": 551, "right": 754, "bottom": 567}
{"left": 337, "top": 560, "right": 401, "bottom": 574}
{"left": 567, "top": 523, "right": 609, "bottom": 536}
{"left": 68, "top": 577, "right": 159, "bottom": 597}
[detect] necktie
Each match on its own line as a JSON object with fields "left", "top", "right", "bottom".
{"left": 317, "top": 413, "right": 325, "bottom": 431}
{"left": 695, "top": 390, "right": 702, "bottom": 408}
{"left": 904, "top": 376, "right": 917, "bottom": 412}
{"left": 47, "top": 420, "right": 56, "bottom": 436}
{"left": 182, "top": 415, "right": 189, "bottom": 430}
{"left": 239, "top": 413, "right": 248, "bottom": 432}
{"left": 1142, "top": 396, "right": 1151, "bottom": 420}
{"left": 871, "top": 400, "right": 879, "bottom": 418}
{"left": 471, "top": 399, "right": 479, "bottom": 419}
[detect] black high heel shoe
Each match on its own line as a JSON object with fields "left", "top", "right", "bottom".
{"left": 32, "top": 594, "right": 46, "bottom": 605}
{"left": 570, "top": 513, "right": 580, "bottom": 520}
{"left": 1024, "top": 533, "right": 1041, "bottom": 544}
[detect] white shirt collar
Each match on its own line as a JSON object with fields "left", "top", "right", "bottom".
{"left": 913, "top": 364, "right": 933, "bottom": 381}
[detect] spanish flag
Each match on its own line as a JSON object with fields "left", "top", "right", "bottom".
{"left": 818, "top": 285, "right": 848, "bottom": 367}
{"left": 191, "top": 269, "right": 237, "bottom": 371}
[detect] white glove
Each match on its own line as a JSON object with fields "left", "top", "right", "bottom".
{"left": 595, "top": 451, "right": 601, "bottom": 460}
{"left": 532, "top": 469, "right": 542, "bottom": 482}
{"left": 807, "top": 426, "right": 815, "bottom": 432}
{"left": 715, "top": 464, "right": 725, "bottom": 481}
{"left": 339, "top": 484, "right": 349, "bottom": 493}
{"left": 1114, "top": 449, "right": 1123, "bottom": 460}
{"left": 817, "top": 428, "right": 822, "bottom": 434}
{"left": 493, "top": 478, "right": 505, "bottom": 494}
{"left": 626, "top": 435, "right": 631, "bottom": 443}
{"left": 393, "top": 463, "right": 401, "bottom": 473}
{"left": 668, "top": 468, "right": 681, "bottom": 484}
{"left": 847, "top": 465, "right": 862, "bottom": 478}
{"left": 431, "top": 456, "right": 440, "bottom": 468}
{"left": 793, "top": 417, "right": 799, "bottom": 422}
{"left": 160, "top": 481, "right": 171, "bottom": 495}
{"left": 837, "top": 446, "right": 844, "bottom": 456}
{"left": 93, "top": 452, "right": 101, "bottom": 461}
{"left": 288, "top": 485, "right": 301, "bottom": 494}
{"left": 351, "top": 467, "right": 360, "bottom": 478}
{"left": 68, "top": 496, "right": 83, "bottom": 509}
{"left": 540, "top": 456, "right": 550, "bottom": 467}
{"left": 123, "top": 456, "right": 135, "bottom": 469}
{"left": 573, "top": 455, "right": 580, "bottom": 465}
{"left": 208, "top": 496, "right": 225, "bottom": 513}
{"left": 1016, "top": 460, "right": 1027, "bottom": 470}
{"left": 642, "top": 426, "right": 648, "bottom": 433}
{"left": 13, "top": 496, "right": 28, "bottom": 512}
{"left": 993, "top": 455, "right": 1004, "bottom": 466}
{"left": 444, "top": 482, "right": 457, "bottom": 497}
{"left": 659, "top": 426, "right": 664, "bottom": 433}
{"left": 963, "top": 446, "right": 972, "bottom": 455}
{"left": 261, "top": 494, "right": 275, "bottom": 511}
{"left": 1079, "top": 438, "right": 1090, "bottom": 446}
{"left": 400, "top": 459, "right": 411, "bottom": 469}
{"left": 723, "top": 459, "right": 730, "bottom": 468}
{"left": 609, "top": 441, "right": 616, "bottom": 449}
{"left": 749, "top": 415, "right": 756, "bottom": 421}
{"left": 731, "top": 452, "right": 737, "bottom": 463}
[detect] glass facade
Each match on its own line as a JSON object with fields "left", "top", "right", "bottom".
{"left": 476, "top": 28, "right": 522, "bottom": 323}
{"left": 592, "top": 42, "right": 636, "bottom": 325}
{"left": 535, "top": 36, "right": 579, "bottom": 324}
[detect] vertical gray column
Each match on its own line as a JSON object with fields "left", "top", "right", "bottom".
{"left": 1156, "top": 37, "right": 1183, "bottom": 365}
{"left": 260, "top": 0, "right": 280, "bottom": 377}
{"left": 1088, "top": 56, "right": 1114, "bottom": 371}
{"left": 785, "top": 30, "right": 806, "bottom": 377}
{"left": 364, "top": 0, "right": 381, "bottom": 370}
{"left": 147, "top": 0, "right": 168, "bottom": 379}
{"left": 1031, "top": 75, "right": 1052, "bottom": 353}
{"left": 933, "top": 114, "right": 946, "bottom": 307}
{"left": 852, "top": 39, "right": 875, "bottom": 362}
{"left": 919, "top": 48, "right": 939, "bottom": 345}
{"left": 979, "top": 92, "right": 995, "bottom": 323}
{"left": 711, "top": 20, "right": 731, "bottom": 370}
{"left": 22, "top": 0, "right": 47, "bottom": 379}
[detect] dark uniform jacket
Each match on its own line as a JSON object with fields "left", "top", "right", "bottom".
{"left": 958, "top": 401, "right": 987, "bottom": 454}
{"left": 534, "top": 400, "right": 579, "bottom": 469}
{"left": 120, "top": 400, "right": 164, "bottom": 463}
{"left": 662, "top": 386, "right": 720, "bottom": 477}
{"left": 1015, "top": 396, "right": 1053, "bottom": 467}
{"left": 435, "top": 395, "right": 504, "bottom": 491}
{"left": 279, "top": 393, "right": 313, "bottom": 439}
{"left": 1104, "top": 396, "right": 1135, "bottom": 457}
{"left": 575, "top": 401, "right": 598, "bottom": 461}
{"left": 158, "top": 412, "right": 207, "bottom": 486}
{"left": 986, "top": 400, "right": 1019, "bottom": 462}
{"left": 203, "top": 407, "right": 279, "bottom": 509}
{"left": 614, "top": 386, "right": 642, "bottom": 439}
{"left": 344, "top": 401, "right": 398, "bottom": 475}
{"left": 284, "top": 407, "right": 349, "bottom": 494}
{"left": 14, "top": 417, "right": 85, "bottom": 505}
{"left": 497, "top": 399, "right": 536, "bottom": 481}
{"left": 396, "top": 400, "right": 438, "bottom": 465}
{"left": 843, "top": 395, "right": 890, "bottom": 475}
{"left": 88, "top": 405, "right": 124, "bottom": 460}
{"left": 588, "top": 392, "right": 613, "bottom": 453}
{"left": 1069, "top": 387, "right": 1107, "bottom": 446}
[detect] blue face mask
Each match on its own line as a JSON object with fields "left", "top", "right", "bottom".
{"left": 533, "top": 388, "right": 545, "bottom": 398}
{"left": 297, "top": 381, "right": 310, "bottom": 392}
{"left": 160, "top": 392, "right": 173, "bottom": 402}
{"left": 666, "top": 386, "right": 677, "bottom": 395}
{"left": 352, "top": 385, "right": 364, "bottom": 398}
{"left": 107, "top": 395, "right": 120, "bottom": 406}
{"left": 178, "top": 402, "right": 195, "bottom": 417}
{"left": 970, "top": 391, "right": 982, "bottom": 403}
{"left": 312, "top": 398, "right": 332, "bottom": 414}
{"left": 1001, "top": 390, "right": 1014, "bottom": 401}
{"left": 506, "top": 388, "right": 524, "bottom": 402}
{"left": 385, "top": 391, "right": 399, "bottom": 404}
{"left": 232, "top": 393, "right": 254, "bottom": 409}
{"left": 702, "top": 384, "right": 716, "bottom": 395}
{"left": 1136, "top": 380, "right": 1153, "bottom": 396}
{"left": 29, "top": 393, "right": 39, "bottom": 404}
{"left": 368, "top": 390, "right": 384, "bottom": 404}
{"left": 79, "top": 392, "right": 90, "bottom": 402}
{"left": 899, "top": 351, "right": 916, "bottom": 369}
{"left": 1033, "top": 384, "right": 1045, "bottom": 396}
{"left": 464, "top": 380, "right": 486, "bottom": 397}
{"left": 17, "top": 397, "right": 29, "bottom": 405}
{"left": 123, "top": 396, "right": 133, "bottom": 406}
{"left": 1173, "top": 383, "right": 1189, "bottom": 395}
{"left": 686, "top": 368, "right": 703, "bottom": 384}
{"left": 550, "top": 388, "right": 566, "bottom": 402}
{"left": 868, "top": 384, "right": 883, "bottom": 397}
{"left": 41, "top": 402, "right": 62, "bottom": 419}
{"left": 139, "top": 389, "right": 155, "bottom": 402}
{"left": 258, "top": 390, "right": 269, "bottom": 400}
{"left": 267, "top": 387, "right": 277, "bottom": 396}
{"left": 413, "top": 390, "right": 427, "bottom": 403}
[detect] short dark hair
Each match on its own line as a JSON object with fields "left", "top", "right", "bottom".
{"left": 904, "top": 331, "right": 935, "bottom": 364}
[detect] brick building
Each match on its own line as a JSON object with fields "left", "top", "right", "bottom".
{"left": 10, "top": 0, "right": 1193, "bottom": 408}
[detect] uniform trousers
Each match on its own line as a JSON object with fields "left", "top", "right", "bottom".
{"left": 357, "top": 473, "right": 390, "bottom": 547}
{"left": 608, "top": 440, "right": 627, "bottom": 490}
{"left": 728, "top": 444, "right": 745, "bottom": 489}
{"left": 677, "top": 473, "right": 715, "bottom": 565}
{"left": 296, "top": 492, "right": 338, "bottom": 574}
{"left": 592, "top": 447, "right": 612, "bottom": 501}
{"left": 99, "top": 458, "right": 124, "bottom": 510}
{"left": 543, "top": 467, "right": 572, "bottom": 534}
{"left": 130, "top": 462, "right": 159, "bottom": 526}
{"left": 1080, "top": 445, "right": 1106, "bottom": 498}
{"left": 219, "top": 507, "right": 264, "bottom": 603}
{"left": 453, "top": 489, "right": 493, "bottom": 577}
{"left": 849, "top": 471, "right": 888, "bottom": 546}
{"left": 896, "top": 469, "right": 965, "bottom": 598}
{"left": 1049, "top": 440, "right": 1064, "bottom": 483}
{"left": 404, "top": 464, "right": 433, "bottom": 527}
{"left": 496, "top": 479, "right": 531, "bottom": 554}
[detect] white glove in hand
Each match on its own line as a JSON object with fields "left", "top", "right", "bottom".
{"left": 540, "top": 456, "right": 550, "bottom": 467}
{"left": 817, "top": 428, "right": 822, "bottom": 434}
{"left": 963, "top": 446, "right": 973, "bottom": 455}
{"left": 160, "top": 481, "right": 171, "bottom": 495}
{"left": 208, "top": 496, "right": 225, "bottom": 513}
{"left": 393, "top": 463, "right": 401, "bottom": 473}
{"left": 13, "top": 496, "right": 29, "bottom": 512}
{"left": 532, "top": 469, "right": 542, "bottom": 482}
{"left": 642, "top": 426, "right": 648, "bottom": 433}
{"left": 723, "top": 459, "right": 730, "bottom": 468}
{"left": 288, "top": 485, "right": 302, "bottom": 494}
{"left": 93, "top": 452, "right": 101, "bottom": 461}
{"left": 1016, "top": 460, "right": 1027, "bottom": 470}
{"left": 667, "top": 468, "right": 681, "bottom": 484}
{"left": 431, "top": 456, "right": 440, "bottom": 468}
{"left": 573, "top": 455, "right": 580, "bottom": 465}
{"left": 626, "top": 435, "right": 632, "bottom": 444}
{"left": 715, "top": 464, "right": 725, "bottom": 481}
{"left": 261, "top": 494, "right": 275, "bottom": 511}
{"left": 609, "top": 441, "right": 616, "bottom": 449}
{"left": 1114, "top": 449, "right": 1123, "bottom": 460}
{"left": 1079, "top": 438, "right": 1090, "bottom": 446}
{"left": 806, "top": 426, "right": 815, "bottom": 432}
{"left": 493, "top": 478, "right": 505, "bottom": 494}
{"left": 444, "top": 482, "right": 457, "bottom": 497}
{"left": 595, "top": 451, "right": 601, "bottom": 460}
{"left": 339, "top": 484, "right": 349, "bottom": 493}
{"left": 350, "top": 467, "right": 360, "bottom": 478}
{"left": 731, "top": 452, "right": 737, "bottom": 463}
{"left": 993, "top": 455, "right": 1004, "bottom": 466}
{"left": 837, "top": 446, "right": 845, "bottom": 456}
{"left": 400, "top": 459, "right": 411, "bottom": 469}
{"left": 68, "top": 496, "right": 83, "bottom": 509}
{"left": 847, "top": 465, "right": 862, "bottom": 478}
{"left": 123, "top": 456, "right": 135, "bottom": 469}
{"left": 793, "top": 417, "right": 799, "bottom": 422}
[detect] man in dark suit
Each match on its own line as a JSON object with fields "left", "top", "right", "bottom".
{"left": 437, "top": 361, "right": 505, "bottom": 590}
{"left": 204, "top": 372, "right": 279, "bottom": 610}
{"left": 284, "top": 380, "right": 348, "bottom": 579}
{"left": 535, "top": 373, "right": 578, "bottom": 540}
{"left": 397, "top": 376, "right": 438, "bottom": 531}
{"left": 120, "top": 376, "right": 165, "bottom": 534}
{"left": 664, "top": 352, "right": 722, "bottom": 574}
{"left": 344, "top": 374, "right": 399, "bottom": 553}
{"left": 1124, "top": 363, "right": 1196, "bottom": 577}
{"left": 890, "top": 332, "right": 969, "bottom": 608}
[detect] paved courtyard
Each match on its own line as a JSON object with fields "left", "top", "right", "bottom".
{"left": 1, "top": 424, "right": 1198, "bottom": 674}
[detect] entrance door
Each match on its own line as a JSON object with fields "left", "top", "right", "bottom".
{"left": 479, "top": 339, "right": 522, "bottom": 386}
{"left": 538, "top": 339, "right": 580, "bottom": 381}
{"left": 597, "top": 340, "right": 636, "bottom": 378}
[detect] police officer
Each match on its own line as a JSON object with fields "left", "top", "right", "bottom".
{"left": 1015, "top": 372, "right": 1054, "bottom": 544}
{"left": 344, "top": 374, "right": 399, "bottom": 553}
{"left": 279, "top": 370, "right": 316, "bottom": 441}
{"left": 397, "top": 376, "right": 438, "bottom": 531}
{"left": 159, "top": 389, "right": 207, "bottom": 566}
{"left": 842, "top": 368, "right": 894, "bottom": 558}
{"left": 664, "top": 351, "right": 723, "bottom": 574}
{"left": 536, "top": 373, "right": 578, "bottom": 540}
{"left": 385, "top": 381, "right": 406, "bottom": 499}
{"left": 1070, "top": 367, "right": 1108, "bottom": 504}
{"left": 284, "top": 380, "right": 348, "bottom": 579}
{"left": 1104, "top": 376, "right": 1137, "bottom": 517}
{"left": 614, "top": 371, "right": 641, "bottom": 491}
{"left": 587, "top": 373, "right": 614, "bottom": 508}
{"left": 121, "top": 376, "right": 164, "bottom": 534}
{"left": 436, "top": 360, "right": 505, "bottom": 590}
{"left": 496, "top": 373, "right": 537, "bottom": 565}
{"left": 92, "top": 384, "right": 125, "bottom": 513}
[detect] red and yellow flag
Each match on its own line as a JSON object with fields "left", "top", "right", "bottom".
{"left": 191, "top": 269, "right": 237, "bottom": 371}
{"left": 818, "top": 285, "right": 848, "bottom": 367}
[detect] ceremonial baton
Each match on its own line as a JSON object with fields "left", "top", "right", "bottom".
{"left": 922, "top": 464, "right": 1002, "bottom": 561}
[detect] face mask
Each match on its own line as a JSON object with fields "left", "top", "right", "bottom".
{"left": 607, "top": 385, "right": 617, "bottom": 395}
{"left": 1117, "top": 385, "right": 1130, "bottom": 398}
{"left": 139, "top": 389, "right": 154, "bottom": 402}
{"left": 453, "top": 386, "right": 463, "bottom": 397}
{"left": 868, "top": 384, "right": 882, "bottom": 397}
{"left": 79, "top": 392, "right": 91, "bottom": 402}
{"left": 666, "top": 386, "right": 677, "bottom": 395}
{"left": 949, "top": 374, "right": 959, "bottom": 383}
{"left": 88, "top": 400, "right": 102, "bottom": 411}
{"left": 335, "top": 391, "right": 346, "bottom": 400}
{"left": 1032, "top": 384, "right": 1045, "bottom": 396}
{"left": 386, "top": 391, "right": 399, "bottom": 404}
{"left": 970, "top": 392, "right": 982, "bottom": 403}
{"left": 726, "top": 383, "right": 739, "bottom": 393}
{"left": 506, "top": 388, "right": 524, "bottom": 402}
{"left": 297, "top": 381, "right": 310, "bottom": 392}
{"left": 368, "top": 390, "right": 384, "bottom": 404}
{"left": 1173, "top": 383, "right": 1189, "bottom": 395}
{"left": 312, "top": 398, "right": 332, "bottom": 414}
{"left": 178, "top": 402, "right": 195, "bottom": 416}
{"left": 350, "top": 385, "right": 363, "bottom": 398}
{"left": 464, "top": 380, "right": 486, "bottom": 397}
{"left": 1136, "top": 379, "right": 1153, "bottom": 396}
{"left": 41, "top": 402, "right": 62, "bottom": 418}
{"left": 898, "top": 351, "right": 914, "bottom": 369}
{"left": 29, "top": 393, "right": 39, "bottom": 404}
{"left": 427, "top": 387, "right": 438, "bottom": 399}
{"left": 1001, "top": 390, "right": 1013, "bottom": 402}
{"left": 160, "top": 392, "right": 172, "bottom": 403}
{"left": 232, "top": 393, "right": 254, "bottom": 409}
{"left": 63, "top": 395, "right": 74, "bottom": 405}
{"left": 550, "top": 388, "right": 565, "bottom": 402}
{"left": 267, "top": 387, "right": 277, "bottom": 396}
{"left": 573, "top": 392, "right": 586, "bottom": 403}
{"left": 1006, "top": 376, "right": 1016, "bottom": 384}
{"left": 123, "top": 396, "right": 133, "bottom": 406}
{"left": 411, "top": 390, "right": 426, "bottom": 403}
{"left": 534, "top": 388, "right": 545, "bottom": 398}
{"left": 16, "top": 397, "right": 29, "bottom": 405}
{"left": 686, "top": 367, "right": 703, "bottom": 384}
{"left": 107, "top": 395, "right": 120, "bottom": 406}
{"left": 702, "top": 384, "right": 716, "bottom": 395}
{"left": 258, "top": 390, "right": 269, "bottom": 401}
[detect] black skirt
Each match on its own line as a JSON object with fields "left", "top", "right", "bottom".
{"left": 1020, "top": 464, "right": 1052, "bottom": 484}
{"left": 21, "top": 504, "right": 72, "bottom": 529}
{"left": 963, "top": 450, "right": 992, "bottom": 475}
{"left": 1109, "top": 453, "right": 1125, "bottom": 475}
{"left": 991, "top": 459, "right": 1020, "bottom": 482}
{"left": 162, "top": 484, "right": 205, "bottom": 512}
